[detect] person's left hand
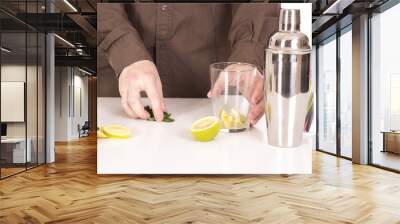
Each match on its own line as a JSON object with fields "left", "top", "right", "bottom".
{"left": 207, "top": 64, "right": 265, "bottom": 126}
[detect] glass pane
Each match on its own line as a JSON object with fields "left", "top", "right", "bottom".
{"left": 38, "top": 33, "right": 45, "bottom": 165}
{"left": 340, "top": 28, "right": 352, "bottom": 158}
{"left": 27, "top": 31, "right": 38, "bottom": 169}
{"left": 371, "top": 3, "right": 400, "bottom": 171}
{"left": 1, "top": 30, "right": 27, "bottom": 177}
{"left": 317, "top": 36, "right": 337, "bottom": 154}
{"left": 26, "top": 0, "right": 39, "bottom": 169}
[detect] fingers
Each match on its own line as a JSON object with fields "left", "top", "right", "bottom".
{"left": 127, "top": 88, "right": 150, "bottom": 120}
{"left": 155, "top": 76, "right": 167, "bottom": 112}
{"left": 209, "top": 71, "right": 227, "bottom": 98}
{"left": 248, "top": 71, "right": 265, "bottom": 125}
{"left": 119, "top": 79, "right": 129, "bottom": 101}
{"left": 248, "top": 72, "right": 264, "bottom": 125}
{"left": 161, "top": 100, "right": 167, "bottom": 112}
{"left": 145, "top": 80, "right": 164, "bottom": 122}
{"left": 210, "top": 67, "right": 263, "bottom": 101}
{"left": 210, "top": 70, "right": 242, "bottom": 98}
{"left": 118, "top": 60, "right": 166, "bottom": 120}
{"left": 252, "top": 108, "right": 265, "bottom": 125}
{"left": 121, "top": 98, "right": 137, "bottom": 118}
{"left": 248, "top": 100, "right": 265, "bottom": 125}
{"left": 251, "top": 72, "right": 264, "bottom": 105}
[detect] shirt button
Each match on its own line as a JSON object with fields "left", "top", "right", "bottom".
{"left": 161, "top": 5, "right": 167, "bottom": 12}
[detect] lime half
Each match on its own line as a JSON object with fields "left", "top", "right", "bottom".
{"left": 190, "top": 116, "right": 221, "bottom": 142}
{"left": 102, "top": 125, "right": 131, "bottom": 138}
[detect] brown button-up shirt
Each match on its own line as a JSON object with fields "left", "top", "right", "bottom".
{"left": 98, "top": 3, "right": 280, "bottom": 97}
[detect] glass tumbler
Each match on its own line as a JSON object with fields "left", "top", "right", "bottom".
{"left": 209, "top": 62, "right": 257, "bottom": 132}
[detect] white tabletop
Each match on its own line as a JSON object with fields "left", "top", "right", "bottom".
{"left": 97, "top": 98, "right": 312, "bottom": 174}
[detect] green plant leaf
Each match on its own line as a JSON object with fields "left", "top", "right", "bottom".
{"left": 163, "top": 117, "right": 175, "bottom": 122}
{"left": 144, "top": 105, "right": 174, "bottom": 122}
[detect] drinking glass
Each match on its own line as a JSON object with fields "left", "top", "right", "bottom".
{"left": 209, "top": 62, "right": 257, "bottom": 132}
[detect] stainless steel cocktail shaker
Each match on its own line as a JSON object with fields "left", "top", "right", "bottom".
{"left": 265, "top": 9, "right": 311, "bottom": 148}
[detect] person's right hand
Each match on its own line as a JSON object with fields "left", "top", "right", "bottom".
{"left": 119, "top": 60, "right": 165, "bottom": 122}
{"left": 207, "top": 63, "right": 264, "bottom": 126}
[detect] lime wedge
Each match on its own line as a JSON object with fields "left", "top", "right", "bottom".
{"left": 102, "top": 125, "right": 131, "bottom": 138}
{"left": 231, "top": 108, "right": 240, "bottom": 120}
{"left": 228, "top": 108, "right": 247, "bottom": 128}
{"left": 97, "top": 128, "right": 108, "bottom": 138}
{"left": 234, "top": 118, "right": 246, "bottom": 129}
{"left": 220, "top": 109, "right": 233, "bottom": 129}
{"left": 190, "top": 116, "right": 220, "bottom": 142}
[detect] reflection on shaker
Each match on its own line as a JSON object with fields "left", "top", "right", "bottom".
{"left": 265, "top": 9, "right": 311, "bottom": 148}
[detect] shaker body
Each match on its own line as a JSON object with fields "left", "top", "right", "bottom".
{"left": 265, "top": 50, "right": 310, "bottom": 147}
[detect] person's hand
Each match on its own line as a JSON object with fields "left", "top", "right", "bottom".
{"left": 208, "top": 69, "right": 264, "bottom": 126}
{"left": 119, "top": 60, "right": 165, "bottom": 122}
{"left": 247, "top": 72, "right": 264, "bottom": 125}
{"left": 207, "top": 64, "right": 264, "bottom": 126}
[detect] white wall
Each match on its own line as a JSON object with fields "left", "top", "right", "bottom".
{"left": 1, "top": 65, "right": 26, "bottom": 139}
{"left": 72, "top": 73, "right": 89, "bottom": 138}
{"left": 55, "top": 66, "right": 70, "bottom": 141}
{"left": 54, "top": 67, "right": 89, "bottom": 141}
{"left": 1, "top": 82, "right": 25, "bottom": 123}
{"left": 1, "top": 65, "right": 39, "bottom": 138}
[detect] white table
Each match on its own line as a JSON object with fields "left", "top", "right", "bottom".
{"left": 98, "top": 98, "right": 312, "bottom": 174}
{"left": 1, "top": 138, "right": 31, "bottom": 163}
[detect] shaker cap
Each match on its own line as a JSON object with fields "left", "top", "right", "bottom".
{"left": 279, "top": 9, "right": 301, "bottom": 32}
{"left": 267, "top": 8, "right": 311, "bottom": 54}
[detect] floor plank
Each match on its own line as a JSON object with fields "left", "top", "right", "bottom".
{"left": 0, "top": 136, "right": 400, "bottom": 224}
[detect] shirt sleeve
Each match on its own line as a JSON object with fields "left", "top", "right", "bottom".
{"left": 97, "top": 4, "right": 152, "bottom": 77}
{"left": 228, "top": 4, "right": 280, "bottom": 73}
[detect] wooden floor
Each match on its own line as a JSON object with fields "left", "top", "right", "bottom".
{"left": 1, "top": 163, "right": 45, "bottom": 178}
{"left": 1, "top": 167, "right": 26, "bottom": 178}
{"left": 1, "top": 136, "right": 400, "bottom": 224}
